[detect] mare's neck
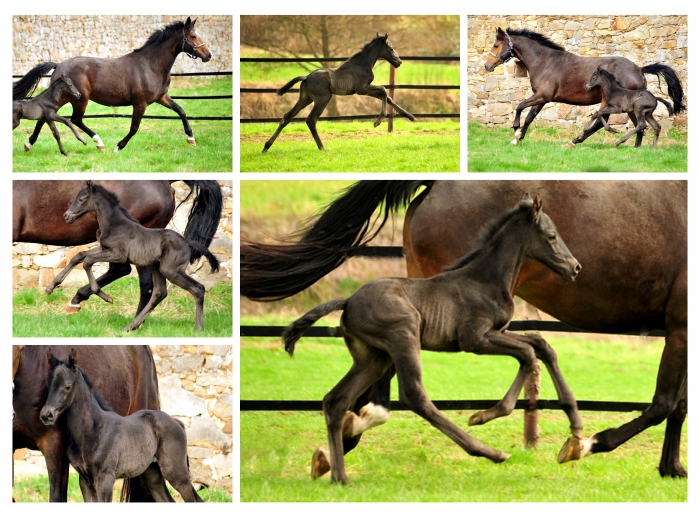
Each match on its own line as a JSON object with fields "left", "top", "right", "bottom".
{"left": 511, "top": 35, "right": 563, "bottom": 73}
{"left": 65, "top": 371, "right": 108, "bottom": 447}
{"left": 134, "top": 33, "right": 182, "bottom": 74}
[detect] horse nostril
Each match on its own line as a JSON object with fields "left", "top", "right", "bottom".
{"left": 575, "top": 263, "right": 582, "bottom": 274}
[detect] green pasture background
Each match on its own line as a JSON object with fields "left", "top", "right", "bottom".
{"left": 468, "top": 121, "right": 687, "bottom": 172}
{"left": 13, "top": 77, "right": 232, "bottom": 172}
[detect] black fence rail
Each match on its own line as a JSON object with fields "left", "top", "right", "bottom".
{"left": 241, "top": 56, "right": 459, "bottom": 124}
{"left": 12, "top": 71, "right": 233, "bottom": 121}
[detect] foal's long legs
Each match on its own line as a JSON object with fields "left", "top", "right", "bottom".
{"left": 158, "top": 264, "right": 206, "bottom": 330}
{"left": 141, "top": 463, "right": 176, "bottom": 502}
{"left": 305, "top": 94, "right": 332, "bottom": 151}
{"left": 46, "top": 120, "right": 69, "bottom": 156}
{"left": 359, "top": 84, "right": 415, "bottom": 127}
{"left": 123, "top": 265, "right": 168, "bottom": 332}
{"left": 262, "top": 90, "right": 313, "bottom": 152}
{"left": 70, "top": 263, "right": 154, "bottom": 315}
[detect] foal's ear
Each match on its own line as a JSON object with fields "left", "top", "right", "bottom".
{"left": 86, "top": 180, "right": 93, "bottom": 190}
{"left": 46, "top": 350, "right": 59, "bottom": 369}
{"left": 69, "top": 348, "right": 78, "bottom": 367}
{"left": 532, "top": 195, "right": 543, "bottom": 217}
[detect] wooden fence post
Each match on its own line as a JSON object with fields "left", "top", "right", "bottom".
{"left": 388, "top": 64, "right": 395, "bottom": 133}
{"left": 523, "top": 361, "right": 540, "bottom": 448}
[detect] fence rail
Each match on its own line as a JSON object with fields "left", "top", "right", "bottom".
{"left": 240, "top": 57, "right": 459, "bottom": 63}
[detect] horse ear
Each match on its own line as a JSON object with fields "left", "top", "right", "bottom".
{"left": 376, "top": 32, "right": 380, "bottom": 39}
{"left": 532, "top": 195, "right": 543, "bottom": 217}
{"left": 497, "top": 27, "right": 505, "bottom": 36}
{"left": 384, "top": 33, "right": 389, "bottom": 39}
{"left": 521, "top": 192, "right": 533, "bottom": 207}
{"left": 69, "top": 348, "right": 78, "bottom": 367}
{"left": 46, "top": 350, "right": 58, "bottom": 368}
{"left": 186, "top": 16, "right": 192, "bottom": 27}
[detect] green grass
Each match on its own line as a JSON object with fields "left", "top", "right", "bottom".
{"left": 13, "top": 77, "right": 232, "bottom": 172}
{"left": 241, "top": 120, "right": 459, "bottom": 172}
{"left": 12, "top": 473, "right": 232, "bottom": 502}
{"left": 468, "top": 121, "right": 687, "bottom": 172}
{"left": 240, "top": 321, "right": 687, "bottom": 501}
{"left": 13, "top": 278, "right": 232, "bottom": 337}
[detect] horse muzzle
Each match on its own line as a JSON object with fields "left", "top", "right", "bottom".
{"left": 63, "top": 212, "right": 77, "bottom": 224}
{"left": 564, "top": 260, "right": 582, "bottom": 282}
{"left": 40, "top": 406, "right": 57, "bottom": 426}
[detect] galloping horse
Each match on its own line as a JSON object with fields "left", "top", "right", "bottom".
{"left": 13, "top": 17, "right": 212, "bottom": 152}
{"left": 483, "top": 28, "right": 685, "bottom": 146}
{"left": 13, "top": 345, "right": 160, "bottom": 502}
{"left": 241, "top": 180, "right": 687, "bottom": 478}
{"left": 263, "top": 33, "right": 415, "bottom": 152}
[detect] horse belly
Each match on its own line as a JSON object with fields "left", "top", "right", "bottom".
{"left": 330, "top": 74, "right": 356, "bottom": 96}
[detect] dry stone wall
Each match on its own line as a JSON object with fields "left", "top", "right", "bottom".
{"left": 13, "top": 15, "right": 232, "bottom": 76}
{"left": 468, "top": 15, "right": 688, "bottom": 130}
{"left": 12, "top": 180, "right": 233, "bottom": 293}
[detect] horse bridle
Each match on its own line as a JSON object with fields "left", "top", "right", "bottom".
{"left": 182, "top": 28, "right": 207, "bottom": 60}
{"left": 490, "top": 31, "right": 517, "bottom": 64}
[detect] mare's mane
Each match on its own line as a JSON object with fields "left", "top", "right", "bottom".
{"left": 505, "top": 28, "right": 565, "bottom": 52}
{"left": 133, "top": 21, "right": 185, "bottom": 52}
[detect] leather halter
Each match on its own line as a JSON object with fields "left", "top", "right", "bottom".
{"left": 489, "top": 31, "right": 517, "bottom": 64}
{"left": 182, "top": 28, "right": 207, "bottom": 60}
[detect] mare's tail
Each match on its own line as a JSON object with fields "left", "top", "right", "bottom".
{"left": 13, "top": 62, "right": 57, "bottom": 100}
{"left": 282, "top": 299, "right": 347, "bottom": 356}
{"left": 241, "top": 181, "right": 428, "bottom": 300}
{"left": 642, "top": 63, "right": 686, "bottom": 113}
{"left": 179, "top": 181, "right": 223, "bottom": 262}
{"left": 277, "top": 76, "right": 307, "bottom": 96}
{"left": 186, "top": 240, "right": 220, "bottom": 273}
{"left": 656, "top": 97, "right": 675, "bottom": 117}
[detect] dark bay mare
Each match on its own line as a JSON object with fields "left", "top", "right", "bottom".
{"left": 241, "top": 180, "right": 687, "bottom": 478}
{"left": 13, "top": 345, "right": 160, "bottom": 502}
{"left": 40, "top": 350, "right": 202, "bottom": 502}
{"left": 12, "top": 74, "right": 88, "bottom": 155}
{"left": 578, "top": 65, "right": 674, "bottom": 149}
{"left": 14, "top": 180, "right": 222, "bottom": 315}
{"left": 262, "top": 33, "right": 416, "bottom": 152}
{"left": 483, "top": 27, "right": 685, "bottom": 147}
{"left": 283, "top": 194, "right": 582, "bottom": 483}
{"left": 12, "top": 17, "right": 212, "bottom": 153}
{"left": 46, "top": 181, "right": 220, "bottom": 331}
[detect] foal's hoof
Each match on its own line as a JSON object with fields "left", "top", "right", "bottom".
{"left": 65, "top": 303, "right": 82, "bottom": 315}
{"left": 566, "top": 141, "right": 576, "bottom": 148}
{"left": 24, "top": 143, "right": 32, "bottom": 152}
{"left": 96, "top": 290, "right": 113, "bottom": 304}
{"left": 468, "top": 411, "right": 487, "bottom": 426}
{"left": 407, "top": 114, "right": 416, "bottom": 121}
{"left": 45, "top": 284, "right": 56, "bottom": 295}
{"left": 557, "top": 435, "right": 586, "bottom": 464}
{"left": 97, "top": 145, "right": 105, "bottom": 151}
{"left": 373, "top": 120, "right": 382, "bottom": 128}
{"left": 494, "top": 451, "right": 511, "bottom": 463}
{"left": 187, "top": 136, "right": 197, "bottom": 146}
{"left": 311, "top": 448, "right": 331, "bottom": 479}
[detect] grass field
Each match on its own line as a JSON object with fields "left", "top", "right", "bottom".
{"left": 13, "top": 278, "right": 232, "bottom": 337}
{"left": 468, "top": 121, "right": 687, "bottom": 172}
{"left": 13, "top": 77, "right": 232, "bottom": 172}
{"left": 12, "top": 473, "right": 232, "bottom": 502}
{"left": 240, "top": 323, "right": 687, "bottom": 502}
{"left": 240, "top": 120, "right": 459, "bottom": 172}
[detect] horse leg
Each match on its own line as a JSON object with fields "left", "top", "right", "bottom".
{"left": 52, "top": 114, "right": 88, "bottom": 145}
{"left": 46, "top": 120, "right": 68, "bottom": 156}
{"left": 358, "top": 84, "right": 390, "bottom": 127}
{"left": 262, "top": 90, "right": 313, "bottom": 152}
{"left": 386, "top": 97, "right": 416, "bottom": 122}
{"left": 78, "top": 474, "right": 98, "bottom": 502}
{"left": 94, "top": 474, "right": 117, "bottom": 502}
{"left": 25, "top": 119, "right": 46, "bottom": 151}
{"left": 46, "top": 247, "right": 102, "bottom": 295}
{"left": 68, "top": 262, "right": 137, "bottom": 313}
{"left": 67, "top": 98, "right": 104, "bottom": 150}
{"left": 37, "top": 431, "right": 70, "bottom": 502}
{"left": 158, "top": 264, "right": 206, "bottom": 330}
{"left": 82, "top": 249, "right": 131, "bottom": 303}
{"left": 512, "top": 104, "right": 544, "bottom": 144}
{"left": 155, "top": 430, "right": 203, "bottom": 502}
{"left": 615, "top": 112, "right": 646, "bottom": 147}
{"left": 322, "top": 338, "right": 394, "bottom": 484}
{"left": 645, "top": 111, "right": 662, "bottom": 149}
{"left": 115, "top": 102, "right": 147, "bottom": 152}
{"left": 140, "top": 463, "right": 175, "bottom": 502}
{"left": 511, "top": 93, "right": 550, "bottom": 143}
{"left": 155, "top": 93, "right": 196, "bottom": 146}
{"left": 306, "top": 94, "right": 332, "bottom": 150}
{"left": 660, "top": 381, "right": 687, "bottom": 477}
{"left": 122, "top": 265, "right": 167, "bottom": 331}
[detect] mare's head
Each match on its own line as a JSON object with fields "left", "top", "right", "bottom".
{"left": 484, "top": 27, "right": 517, "bottom": 72}
{"left": 57, "top": 73, "right": 81, "bottom": 100}
{"left": 371, "top": 33, "right": 402, "bottom": 68}
{"left": 585, "top": 65, "right": 615, "bottom": 92}
{"left": 182, "top": 17, "right": 212, "bottom": 62}
{"left": 520, "top": 193, "right": 581, "bottom": 282}
{"left": 63, "top": 181, "right": 119, "bottom": 224}
{"left": 39, "top": 349, "right": 80, "bottom": 426}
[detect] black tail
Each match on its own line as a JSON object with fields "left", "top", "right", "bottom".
{"left": 13, "top": 62, "right": 57, "bottom": 100}
{"left": 277, "top": 76, "right": 307, "bottom": 96}
{"left": 241, "top": 180, "right": 429, "bottom": 301}
{"left": 656, "top": 97, "right": 674, "bottom": 117}
{"left": 642, "top": 63, "right": 686, "bottom": 113}
{"left": 187, "top": 240, "right": 220, "bottom": 273}
{"left": 282, "top": 299, "right": 348, "bottom": 355}
{"left": 178, "top": 181, "right": 223, "bottom": 263}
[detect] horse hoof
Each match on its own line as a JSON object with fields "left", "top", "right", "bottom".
{"left": 187, "top": 136, "right": 196, "bottom": 146}
{"left": 468, "top": 411, "right": 486, "bottom": 426}
{"left": 311, "top": 448, "right": 331, "bottom": 479}
{"left": 113, "top": 147, "right": 121, "bottom": 153}
{"left": 566, "top": 141, "right": 576, "bottom": 148}
{"left": 509, "top": 139, "right": 518, "bottom": 145}
{"left": 373, "top": 121, "right": 382, "bottom": 128}
{"left": 65, "top": 303, "right": 82, "bottom": 315}
{"left": 494, "top": 451, "right": 511, "bottom": 463}
{"left": 557, "top": 435, "right": 590, "bottom": 464}
{"left": 24, "top": 143, "right": 32, "bottom": 152}
{"left": 408, "top": 114, "right": 416, "bottom": 121}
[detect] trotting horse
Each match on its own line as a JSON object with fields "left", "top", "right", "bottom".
{"left": 578, "top": 66, "right": 674, "bottom": 149}
{"left": 14, "top": 180, "right": 222, "bottom": 315}
{"left": 46, "top": 181, "right": 220, "bottom": 331}
{"left": 283, "top": 194, "right": 582, "bottom": 484}
{"left": 241, "top": 180, "right": 687, "bottom": 478}
{"left": 13, "top": 345, "right": 160, "bottom": 502}
{"left": 12, "top": 74, "right": 88, "bottom": 155}
{"left": 12, "top": 17, "right": 211, "bottom": 153}
{"left": 262, "top": 33, "right": 416, "bottom": 152}
{"left": 40, "top": 349, "right": 202, "bottom": 502}
{"left": 483, "top": 27, "right": 685, "bottom": 147}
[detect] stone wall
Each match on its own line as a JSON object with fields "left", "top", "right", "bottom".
{"left": 468, "top": 15, "right": 688, "bottom": 130}
{"left": 13, "top": 345, "right": 232, "bottom": 498}
{"left": 13, "top": 180, "right": 233, "bottom": 293}
{"left": 12, "top": 15, "right": 232, "bottom": 76}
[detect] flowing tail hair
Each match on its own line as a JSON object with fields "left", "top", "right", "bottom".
{"left": 186, "top": 240, "right": 220, "bottom": 273}
{"left": 282, "top": 299, "right": 348, "bottom": 356}
{"left": 656, "top": 97, "right": 674, "bottom": 117}
{"left": 13, "top": 62, "right": 58, "bottom": 100}
{"left": 642, "top": 63, "right": 686, "bottom": 114}
{"left": 277, "top": 76, "right": 307, "bottom": 96}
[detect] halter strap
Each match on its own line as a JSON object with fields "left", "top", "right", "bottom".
{"left": 182, "top": 28, "right": 207, "bottom": 60}
{"left": 490, "top": 31, "right": 517, "bottom": 64}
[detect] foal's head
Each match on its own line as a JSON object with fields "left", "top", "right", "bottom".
{"left": 585, "top": 65, "right": 618, "bottom": 92}
{"left": 63, "top": 181, "right": 119, "bottom": 224}
{"left": 371, "top": 33, "right": 402, "bottom": 68}
{"left": 56, "top": 73, "right": 81, "bottom": 100}
{"left": 40, "top": 349, "right": 80, "bottom": 426}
